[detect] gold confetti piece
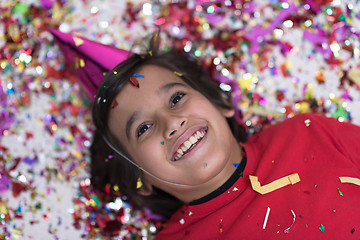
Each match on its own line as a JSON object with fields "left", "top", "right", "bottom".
{"left": 348, "top": 68, "right": 360, "bottom": 86}
{"left": 136, "top": 177, "right": 143, "bottom": 189}
{"left": 304, "top": 119, "right": 311, "bottom": 126}
{"left": 247, "top": 106, "right": 284, "bottom": 119}
{"left": 174, "top": 71, "right": 183, "bottom": 76}
{"left": 250, "top": 173, "right": 300, "bottom": 195}
{"left": 9, "top": 228, "right": 23, "bottom": 240}
{"left": 73, "top": 36, "right": 84, "bottom": 47}
{"left": 74, "top": 57, "right": 85, "bottom": 68}
{"left": 339, "top": 177, "right": 360, "bottom": 186}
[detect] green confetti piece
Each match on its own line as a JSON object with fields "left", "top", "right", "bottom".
{"left": 160, "top": 141, "right": 164, "bottom": 145}
{"left": 101, "top": 85, "right": 109, "bottom": 94}
{"left": 338, "top": 14, "right": 346, "bottom": 22}
{"left": 319, "top": 224, "right": 325, "bottom": 232}
{"left": 91, "top": 195, "right": 101, "bottom": 207}
{"left": 13, "top": 3, "right": 29, "bottom": 15}
{"left": 337, "top": 188, "right": 343, "bottom": 196}
{"left": 35, "top": 202, "right": 42, "bottom": 210}
{"left": 332, "top": 104, "right": 348, "bottom": 120}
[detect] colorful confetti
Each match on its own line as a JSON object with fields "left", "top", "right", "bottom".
{"left": 1, "top": 0, "right": 360, "bottom": 239}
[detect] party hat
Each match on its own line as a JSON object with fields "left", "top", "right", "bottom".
{"left": 49, "top": 28, "right": 132, "bottom": 98}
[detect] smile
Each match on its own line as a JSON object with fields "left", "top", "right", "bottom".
{"left": 173, "top": 128, "right": 207, "bottom": 161}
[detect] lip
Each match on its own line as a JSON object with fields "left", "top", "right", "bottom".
{"left": 170, "top": 125, "right": 208, "bottom": 161}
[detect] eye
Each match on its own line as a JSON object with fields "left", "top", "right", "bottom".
{"left": 137, "top": 123, "right": 152, "bottom": 137}
{"left": 171, "top": 92, "right": 185, "bottom": 108}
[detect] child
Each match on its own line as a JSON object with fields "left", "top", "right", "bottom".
{"left": 91, "top": 41, "right": 360, "bottom": 239}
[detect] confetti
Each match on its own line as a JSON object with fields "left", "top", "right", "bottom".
{"left": 262, "top": 207, "right": 271, "bottom": 229}
{"left": 133, "top": 74, "right": 144, "bottom": 78}
{"left": 101, "top": 85, "right": 109, "bottom": 94}
{"left": 250, "top": 173, "right": 300, "bottom": 195}
{"left": 111, "top": 100, "right": 119, "bottom": 109}
{"left": 319, "top": 224, "right": 325, "bottom": 232}
{"left": 129, "top": 77, "right": 140, "bottom": 88}
{"left": 73, "top": 36, "right": 84, "bottom": 47}
{"left": 337, "top": 188, "right": 343, "bottom": 196}
{"left": 284, "top": 210, "right": 296, "bottom": 233}
{"left": 136, "top": 177, "right": 143, "bottom": 189}
{"left": 1, "top": 0, "right": 360, "bottom": 239}
{"left": 339, "top": 177, "right": 360, "bottom": 186}
{"left": 174, "top": 71, "right": 183, "bottom": 77}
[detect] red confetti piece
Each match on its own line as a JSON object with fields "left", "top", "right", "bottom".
{"left": 11, "top": 181, "right": 29, "bottom": 198}
{"left": 25, "top": 132, "right": 34, "bottom": 140}
{"left": 129, "top": 77, "right": 139, "bottom": 88}
{"left": 111, "top": 100, "right": 118, "bottom": 109}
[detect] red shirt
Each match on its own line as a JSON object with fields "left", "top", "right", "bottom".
{"left": 155, "top": 113, "right": 360, "bottom": 239}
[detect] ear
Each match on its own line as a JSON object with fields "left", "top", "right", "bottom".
{"left": 222, "top": 107, "right": 235, "bottom": 118}
{"left": 137, "top": 182, "right": 153, "bottom": 196}
{"left": 219, "top": 92, "right": 235, "bottom": 118}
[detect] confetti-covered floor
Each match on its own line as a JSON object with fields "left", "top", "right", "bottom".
{"left": 1, "top": 0, "right": 360, "bottom": 239}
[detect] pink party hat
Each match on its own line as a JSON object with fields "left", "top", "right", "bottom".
{"left": 49, "top": 28, "right": 132, "bottom": 98}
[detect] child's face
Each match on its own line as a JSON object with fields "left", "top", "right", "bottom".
{"left": 108, "top": 65, "right": 241, "bottom": 201}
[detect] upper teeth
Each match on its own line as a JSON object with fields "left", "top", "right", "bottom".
{"left": 174, "top": 130, "right": 205, "bottom": 161}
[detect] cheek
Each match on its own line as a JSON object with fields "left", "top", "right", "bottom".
{"left": 191, "top": 98, "right": 224, "bottom": 119}
{"left": 134, "top": 139, "right": 164, "bottom": 168}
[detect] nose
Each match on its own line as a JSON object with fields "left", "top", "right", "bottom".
{"left": 168, "top": 120, "right": 186, "bottom": 137}
{"left": 160, "top": 112, "right": 186, "bottom": 139}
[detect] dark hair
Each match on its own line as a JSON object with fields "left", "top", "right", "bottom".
{"left": 91, "top": 47, "right": 247, "bottom": 220}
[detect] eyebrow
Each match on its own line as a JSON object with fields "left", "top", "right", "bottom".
{"left": 156, "top": 82, "right": 186, "bottom": 95}
{"left": 125, "top": 82, "right": 186, "bottom": 140}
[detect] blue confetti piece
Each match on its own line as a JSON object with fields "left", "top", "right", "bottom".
{"left": 233, "top": 163, "right": 239, "bottom": 167}
{"left": 133, "top": 74, "right": 144, "bottom": 78}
